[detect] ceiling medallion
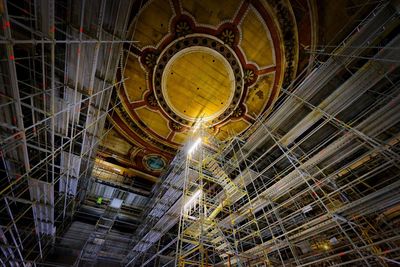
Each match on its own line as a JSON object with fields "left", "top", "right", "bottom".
{"left": 176, "top": 21, "right": 192, "bottom": 37}
{"left": 140, "top": 17, "right": 250, "bottom": 128}
{"left": 161, "top": 47, "right": 235, "bottom": 123}
{"left": 154, "top": 36, "right": 244, "bottom": 126}
{"left": 219, "top": 29, "right": 236, "bottom": 47}
{"left": 145, "top": 93, "right": 158, "bottom": 108}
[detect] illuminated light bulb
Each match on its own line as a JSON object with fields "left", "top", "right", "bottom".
{"left": 188, "top": 137, "right": 202, "bottom": 155}
{"left": 184, "top": 189, "right": 202, "bottom": 211}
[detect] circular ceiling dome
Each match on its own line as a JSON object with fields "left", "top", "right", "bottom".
{"left": 162, "top": 47, "right": 235, "bottom": 122}
{"left": 119, "top": 0, "right": 307, "bottom": 151}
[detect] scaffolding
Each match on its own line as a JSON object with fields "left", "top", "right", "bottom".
{"left": 175, "top": 80, "right": 400, "bottom": 266}
{"left": 1, "top": 0, "right": 400, "bottom": 266}
{"left": 77, "top": 197, "right": 123, "bottom": 266}
{"left": 174, "top": 129, "right": 246, "bottom": 266}
{"left": 125, "top": 1, "right": 400, "bottom": 266}
{"left": 0, "top": 0, "right": 133, "bottom": 265}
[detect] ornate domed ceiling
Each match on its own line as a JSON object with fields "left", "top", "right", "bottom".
{"left": 102, "top": 0, "right": 317, "bottom": 181}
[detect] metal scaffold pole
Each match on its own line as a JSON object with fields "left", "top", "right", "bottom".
{"left": 0, "top": 0, "right": 134, "bottom": 265}
{"left": 175, "top": 126, "right": 245, "bottom": 266}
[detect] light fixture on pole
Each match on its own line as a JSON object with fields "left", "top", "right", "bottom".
{"left": 187, "top": 137, "right": 202, "bottom": 155}
{"left": 184, "top": 189, "right": 202, "bottom": 211}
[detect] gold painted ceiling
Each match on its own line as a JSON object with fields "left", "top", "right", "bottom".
{"left": 100, "top": 0, "right": 317, "bottom": 182}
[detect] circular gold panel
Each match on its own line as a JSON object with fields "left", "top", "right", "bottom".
{"left": 162, "top": 47, "right": 235, "bottom": 122}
